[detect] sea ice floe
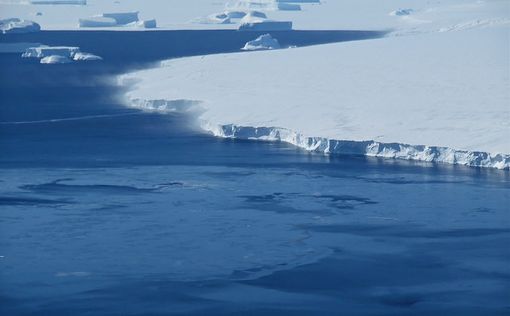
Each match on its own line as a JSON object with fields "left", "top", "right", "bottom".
{"left": 0, "top": 18, "right": 40, "bottom": 34}
{"left": 242, "top": 34, "right": 281, "bottom": 51}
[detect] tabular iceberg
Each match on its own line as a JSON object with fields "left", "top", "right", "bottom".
{"left": 0, "top": 18, "right": 40, "bottom": 34}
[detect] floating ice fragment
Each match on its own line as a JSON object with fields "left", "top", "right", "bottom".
{"left": 0, "top": 18, "right": 40, "bottom": 34}
{"left": 22, "top": 46, "right": 80, "bottom": 58}
{"left": 242, "top": 34, "right": 280, "bottom": 51}
{"left": 138, "top": 19, "right": 157, "bottom": 29}
{"left": 72, "top": 52, "right": 102, "bottom": 61}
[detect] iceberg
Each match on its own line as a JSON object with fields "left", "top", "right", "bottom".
{"left": 0, "top": 18, "right": 40, "bottom": 34}
{"left": 138, "top": 19, "right": 157, "bottom": 29}
{"left": 72, "top": 52, "right": 102, "bottom": 61}
{"left": 238, "top": 13, "right": 292, "bottom": 31}
{"left": 22, "top": 46, "right": 80, "bottom": 58}
{"left": 22, "top": 46, "right": 102, "bottom": 63}
{"left": 242, "top": 34, "right": 280, "bottom": 51}
{"left": 40, "top": 55, "right": 72, "bottom": 64}
{"left": 102, "top": 12, "right": 139, "bottom": 25}
{"left": 78, "top": 11, "right": 157, "bottom": 28}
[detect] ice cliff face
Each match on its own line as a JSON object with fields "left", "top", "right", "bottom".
{"left": 125, "top": 98, "right": 509, "bottom": 170}
{"left": 209, "top": 124, "right": 510, "bottom": 170}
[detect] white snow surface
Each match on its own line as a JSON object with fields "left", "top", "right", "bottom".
{"left": 242, "top": 33, "right": 280, "bottom": 50}
{"left": 121, "top": 0, "right": 510, "bottom": 169}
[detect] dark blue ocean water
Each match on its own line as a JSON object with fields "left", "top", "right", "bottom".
{"left": 0, "top": 31, "right": 509, "bottom": 316}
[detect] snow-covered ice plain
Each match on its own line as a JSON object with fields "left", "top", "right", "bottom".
{"left": 122, "top": 0, "right": 510, "bottom": 169}
{"left": 0, "top": 0, "right": 509, "bottom": 315}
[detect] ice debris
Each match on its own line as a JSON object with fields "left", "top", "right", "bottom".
{"left": 242, "top": 34, "right": 281, "bottom": 50}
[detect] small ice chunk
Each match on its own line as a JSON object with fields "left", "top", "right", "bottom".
{"left": 389, "top": 8, "right": 414, "bottom": 16}
{"left": 22, "top": 46, "right": 80, "bottom": 58}
{"left": 138, "top": 19, "right": 157, "bottom": 29}
{"left": 40, "top": 55, "right": 72, "bottom": 64}
{"left": 73, "top": 52, "right": 102, "bottom": 61}
{"left": 0, "top": 18, "right": 40, "bottom": 34}
{"left": 242, "top": 34, "right": 280, "bottom": 51}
